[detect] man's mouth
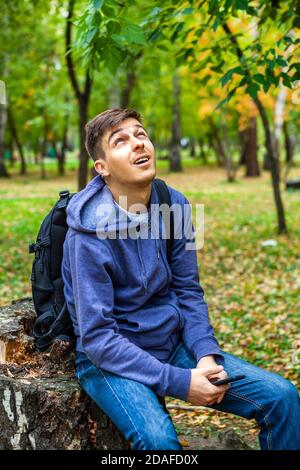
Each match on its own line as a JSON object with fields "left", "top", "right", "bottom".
{"left": 133, "top": 155, "right": 150, "bottom": 165}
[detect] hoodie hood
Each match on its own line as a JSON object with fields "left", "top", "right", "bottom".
{"left": 67, "top": 175, "right": 159, "bottom": 236}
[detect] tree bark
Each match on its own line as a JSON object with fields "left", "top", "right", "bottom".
{"left": 189, "top": 138, "right": 196, "bottom": 158}
{"left": 0, "top": 101, "right": 9, "bottom": 177}
{"left": 7, "top": 107, "right": 26, "bottom": 175}
{"left": 283, "top": 121, "right": 294, "bottom": 165}
{"left": 240, "top": 118, "right": 260, "bottom": 177}
{"left": 0, "top": 300, "right": 129, "bottom": 450}
{"left": 57, "top": 122, "right": 68, "bottom": 177}
{"left": 66, "top": 0, "right": 92, "bottom": 191}
{"left": 169, "top": 74, "right": 182, "bottom": 172}
{"left": 121, "top": 69, "right": 135, "bottom": 108}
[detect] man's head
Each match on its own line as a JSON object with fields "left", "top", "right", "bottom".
{"left": 85, "top": 108, "right": 156, "bottom": 187}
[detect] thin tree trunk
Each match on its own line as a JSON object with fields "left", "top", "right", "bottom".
{"left": 241, "top": 117, "right": 260, "bottom": 177}
{"left": 0, "top": 102, "right": 9, "bottom": 177}
{"left": 209, "top": 133, "right": 223, "bottom": 166}
{"left": 121, "top": 69, "right": 135, "bottom": 108}
{"left": 57, "top": 122, "right": 68, "bottom": 177}
{"left": 283, "top": 121, "right": 294, "bottom": 165}
{"left": 190, "top": 138, "right": 196, "bottom": 158}
{"left": 223, "top": 23, "right": 287, "bottom": 234}
{"left": 169, "top": 74, "right": 182, "bottom": 172}
{"left": 39, "top": 115, "right": 48, "bottom": 180}
{"left": 198, "top": 139, "right": 208, "bottom": 163}
{"left": 8, "top": 139, "right": 14, "bottom": 166}
{"left": 66, "top": 0, "right": 92, "bottom": 190}
{"left": 254, "top": 97, "right": 287, "bottom": 233}
{"left": 7, "top": 107, "right": 26, "bottom": 175}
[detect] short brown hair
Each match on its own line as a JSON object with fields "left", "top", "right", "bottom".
{"left": 85, "top": 108, "right": 142, "bottom": 161}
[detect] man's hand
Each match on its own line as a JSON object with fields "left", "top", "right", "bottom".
{"left": 186, "top": 355, "right": 229, "bottom": 406}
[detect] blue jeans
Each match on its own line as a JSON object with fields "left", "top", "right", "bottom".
{"left": 75, "top": 340, "right": 300, "bottom": 450}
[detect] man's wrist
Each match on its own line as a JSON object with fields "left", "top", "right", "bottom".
{"left": 196, "top": 355, "right": 217, "bottom": 368}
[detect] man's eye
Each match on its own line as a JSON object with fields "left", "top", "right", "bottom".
{"left": 137, "top": 132, "right": 146, "bottom": 138}
{"left": 114, "top": 138, "right": 124, "bottom": 145}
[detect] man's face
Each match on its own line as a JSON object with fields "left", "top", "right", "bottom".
{"left": 96, "top": 118, "right": 156, "bottom": 187}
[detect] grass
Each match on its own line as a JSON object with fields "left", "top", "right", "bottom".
{"left": 1, "top": 158, "right": 300, "bottom": 448}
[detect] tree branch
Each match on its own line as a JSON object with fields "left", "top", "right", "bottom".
{"left": 65, "top": 0, "right": 81, "bottom": 102}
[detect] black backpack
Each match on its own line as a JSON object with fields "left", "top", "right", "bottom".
{"left": 29, "top": 178, "right": 174, "bottom": 352}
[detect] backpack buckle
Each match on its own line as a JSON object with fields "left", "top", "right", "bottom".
{"left": 58, "top": 190, "right": 70, "bottom": 209}
{"left": 29, "top": 242, "right": 39, "bottom": 253}
{"left": 59, "top": 190, "right": 70, "bottom": 198}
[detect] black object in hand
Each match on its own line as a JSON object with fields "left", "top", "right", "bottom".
{"left": 210, "top": 374, "right": 246, "bottom": 386}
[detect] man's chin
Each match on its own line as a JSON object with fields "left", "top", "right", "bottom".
{"left": 134, "top": 168, "right": 156, "bottom": 185}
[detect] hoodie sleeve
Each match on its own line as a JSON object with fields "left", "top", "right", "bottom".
{"left": 168, "top": 191, "right": 223, "bottom": 363}
{"left": 63, "top": 232, "right": 191, "bottom": 401}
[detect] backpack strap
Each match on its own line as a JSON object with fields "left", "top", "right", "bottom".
{"left": 35, "top": 303, "right": 73, "bottom": 351}
{"left": 153, "top": 178, "right": 174, "bottom": 262}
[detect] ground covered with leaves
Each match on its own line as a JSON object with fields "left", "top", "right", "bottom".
{"left": 0, "top": 162, "right": 299, "bottom": 449}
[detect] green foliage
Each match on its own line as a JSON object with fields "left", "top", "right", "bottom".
{"left": 149, "top": 0, "right": 300, "bottom": 107}
{"left": 74, "top": 0, "right": 147, "bottom": 74}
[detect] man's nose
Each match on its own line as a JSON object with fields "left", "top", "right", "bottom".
{"left": 131, "top": 136, "right": 144, "bottom": 150}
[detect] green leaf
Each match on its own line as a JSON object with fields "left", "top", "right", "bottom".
{"left": 212, "top": 17, "right": 220, "bottom": 32}
{"left": 282, "top": 73, "right": 292, "bottom": 88}
{"left": 123, "top": 23, "right": 146, "bottom": 45}
{"left": 292, "top": 16, "right": 300, "bottom": 28}
{"left": 253, "top": 73, "right": 265, "bottom": 85}
{"left": 276, "top": 57, "right": 288, "bottom": 67}
{"left": 263, "top": 79, "right": 271, "bottom": 93}
{"left": 182, "top": 7, "right": 194, "bottom": 15}
{"left": 268, "top": 60, "right": 276, "bottom": 71}
{"left": 215, "top": 86, "right": 238, "bottom": 110}
{"left": 236, "top": 0, "right": 248, "bottom": 11}
{"left": 105, "top": 46, "right": 122, "bottom": 74}
{"left": 246, "top": 82, "right": 260, "bottom": 99}
{"left": 85, "top": 27, "right": 97, "bottom": 45}
{"left": 93, "top": 0, "right": 104, "bottom": 9}
{"left": 170, "top": 23, "right": 184, "bottom": 42}
{"left": 221, "top": 66, "right": 244, "bottom": 87}
{"left": 111, "top": 33, "right": 125, "bottom": 47}
{"left": 283, "top": 36, "right": 294, "bottom": 45}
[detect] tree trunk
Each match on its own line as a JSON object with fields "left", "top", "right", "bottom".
{"left": 241, "top": 118, "right": 260, "bottom": 177}
{"left": 39, "top": 120, "right": 47, "bottom": 180}
{"left": 8, "top": 139, "right": 14, "bottom": 166}
{"left": 189, "top": 138, "right": 196, "bottom": 158}
{"left": 78, "top": 97, "right": 89, "bottom": 190}
{"left": 7, "top": 107, "right": 26, "bottom": 175}
{"left": 0, "top": 300, "right": 129, "bottom": 450}
{"left": 66, "top": 0, "right": 92, "bottom": 191}
{"left": 198, "top": 139, "right": 208, "bottom": 163}
{"left": 169, "top": 74, "right": 182, "bottom": 172}
{"left": 57, "top": 123, "right": 68, "bottom": 177}
{"left": 222, "top": 22, "right": 287, "bottom": 234}
{"left": 254, "top": 97, "right": 287, "bottom": 234}
{"left": 121, "top": 69, "right": 135, "bottom": 108}
{"left": 283, "top": 121, "right": 294, "bottom": 165}
{"left": 0, "top": 101, "right": 9, "bottom": 177}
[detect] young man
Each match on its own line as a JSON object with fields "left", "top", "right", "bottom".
{"left": 62, "top": 108, "right": 300, "bottom": 450}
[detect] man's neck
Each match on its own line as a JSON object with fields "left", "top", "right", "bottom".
{"left": 107, "top": 181, "right": 152, "bottom": 213}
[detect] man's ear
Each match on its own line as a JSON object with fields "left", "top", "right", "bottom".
{"left": 94, "top": 159, "right": 110, "bottom": 177}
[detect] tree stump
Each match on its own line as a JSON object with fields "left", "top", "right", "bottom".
{"left": 0, "top": 299, "right": 129, "bottom": 450}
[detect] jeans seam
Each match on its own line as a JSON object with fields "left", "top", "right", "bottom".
{"left": 97, "top": 368, "right": 145, "bottom": 449}
{"left": 226, "top": 390, "right": 273, "bottom": 450}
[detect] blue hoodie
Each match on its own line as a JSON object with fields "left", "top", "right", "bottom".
{"left": 62, "top": 175, "right": 222, "bottom": 401}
